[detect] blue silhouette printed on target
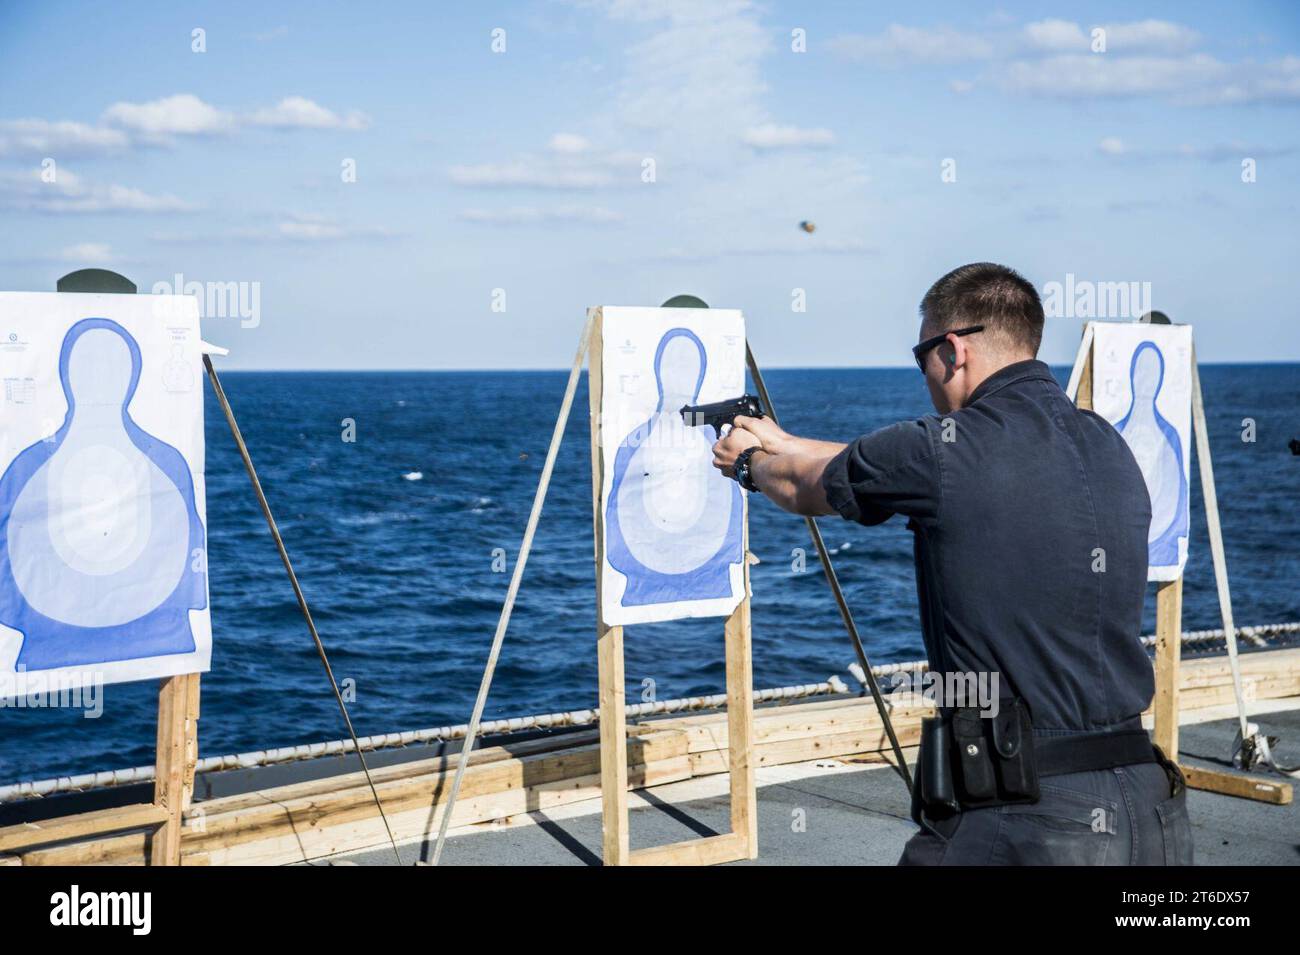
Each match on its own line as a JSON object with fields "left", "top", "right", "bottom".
{"left": 1115, "top": 340, "right": 1189, "bottom": 568}
{"left": 0, "top": 318, "right": 207, "bottom": 670}
{"left": 605, "top": 327, "right": 743, "bottom": 607}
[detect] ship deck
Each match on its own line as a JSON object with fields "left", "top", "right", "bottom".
{"left": 3, "top": 647, "right": 1296, "bottom": 866}
{"left": 333, "top": 702, "right": 1300, "bottom": 866}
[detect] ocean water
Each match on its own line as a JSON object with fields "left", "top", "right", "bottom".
{"left": 2, "top": 364, "right": 1298, "bottom": 783}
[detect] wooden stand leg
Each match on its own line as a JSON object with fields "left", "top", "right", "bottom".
{"left": 1153, "top": 577, "right": 1183, "bottom": 759}
{"left": 152, "top": 673, "right": 199, "bottom": 866}
{"left": 1180, "top": 765, "right": 1292, "bottom": 804}
{"left": 598, "top": 623, "right": 629, "bottom": 866}
{"left": 725, "top": 597, "right": 757, "bottom": 858}
{"left": 184, "top": 674, "right": 200, "bottom": 808}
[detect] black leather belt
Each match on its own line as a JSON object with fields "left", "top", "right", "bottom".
{"left": 1035, "top": 730, "right": 1158, "bottom": 777}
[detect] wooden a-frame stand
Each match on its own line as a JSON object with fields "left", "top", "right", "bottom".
{"left": 432, "top": 297, "right": 910, "bottom": 866}
{"left": 0, "top": 269, "right": 395, "bottom": 866}
{"left": 1068, "top": 319, "right": 1292, "bottom": 806}
{"left": 588, "top": 307, "right": 757, "bottom": 866}
{"left": 429, "top": 306, "right": 757, "bottom": 867}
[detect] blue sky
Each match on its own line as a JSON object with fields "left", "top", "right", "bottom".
{"left": 1, "top": 0, "right": 1297, "bottom": 369}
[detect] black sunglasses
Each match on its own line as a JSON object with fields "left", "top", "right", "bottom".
{"left": 912, "top": 325, "right": 984, "bottom": 371}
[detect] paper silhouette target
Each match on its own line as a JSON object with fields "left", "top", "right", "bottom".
{"left": 597, "top": 307, "right": 747, "bottom": 626}
{"left": 0, "top": 292, "right": 211, "bottom": 696}
{"left": 1091, "top": 322, "right": 1193, "bottom": 582}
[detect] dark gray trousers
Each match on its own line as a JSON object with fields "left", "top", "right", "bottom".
{"left": 898, "top": 761, "right": 1194, "bottom": 865}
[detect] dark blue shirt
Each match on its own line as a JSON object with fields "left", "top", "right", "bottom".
{"left": 821, "top": 359, "right": 1154, "bottom": 731}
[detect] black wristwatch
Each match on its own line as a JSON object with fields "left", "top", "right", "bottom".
{"left": 732, "top": 447, "right": 762, "bottom": 493}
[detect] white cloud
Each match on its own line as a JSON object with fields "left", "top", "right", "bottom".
{"left": 828, "top": 24, "right": 995, "bottom": 65}
{"left": 1196, "top": 55, "right": 1300, "bottom": 105}
{"left": 1104, "top": 19, "right": 1199, "bottom": 53}
{"left": 742, "top": 124, "right": 835, "bottom": 149}
{"left": 0, "top": 94, "right": 368, "bottom": 157}
{"left": 458, "top": 205, "right": 623, "bottom": 225}
{"left": 1023, "top": 19, "right": 1089, "bottom": 52}
{"left": 449, "top": 161, "right": 619, "bottom": 189}
{"left": 999, "top": 53, "right": 1228, "bottom": 98}
{"left": 250, "top": 215, "right": 392, "bottom": 241}
{"left": 246, "top": 96, "right": 369, "bottom": 130}
{"left": 825, "top": 17, "right": 1290, "bottom": 106}
{"left": 548, "top": 133, "right": 592, "bottom": 153}
{"left": 106, "top": 93, "right": 369, "bottom": 135}
{"left": 613, "top": 0, "right": 770, "bottom": 144}
{"left": 272, "top": 218, "right": 348, "bottom": 240}
{"left": 153, "top": 216, "right": 395, "bottom": 243}
{"left": 0, "top": 167, "right": 197, "bottom": 214}
{"left": 1002, "top": 51, "right": 1300, "bottom": 105}
{"left": 833, "top": 19, "right": 1200, "bottom": 64}
{"left": 0, "top": 119, "right": 129, "bottom": 157}
{"left": 55, "top": 182, "right": 196, "bottom": 214}
{"left": 102, "top": 94, "right": 235, "bottom": 136}
{"left": 1097, "top": 138, "right": 1294, "bottom": 161}
{"left": 1178, "top": 141, "right": 1294, "bottom": 160}
{"left": 449, "top": 134, "right": 641, "bottom": 192}
{"left": 59, "top": 242, "right": 114, "bottom": 264}
{"left": 1022, "top": 18, "right": 1199, "bottom": 54}
{"left": 658, "top": 235, "right": 876, "bottom": 262}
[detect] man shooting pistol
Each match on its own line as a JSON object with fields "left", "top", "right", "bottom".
{"left": 708, "top": 263, "right": 1193, "bottom": 866}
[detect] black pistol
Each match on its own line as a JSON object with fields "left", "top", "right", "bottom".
{"left": 679, "top": 394, "right": 765, "bottom": 435}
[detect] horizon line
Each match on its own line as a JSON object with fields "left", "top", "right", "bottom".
{"left": 209, "top": 358, "right": 1300, "bottom": 373}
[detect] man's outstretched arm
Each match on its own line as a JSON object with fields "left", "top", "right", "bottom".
{"left": 749, "top": 446, "right": 842, "bottom": 516}
{"left": 711, "top": 415, "right": 844, "bottom": 517}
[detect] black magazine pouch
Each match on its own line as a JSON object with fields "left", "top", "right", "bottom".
{"left": 951, "top": 698, "right": 1040, "bottom": 808}
{"left": 951, "top": 708, "right": 997, "bottom": 801}
{"left": 990, "top": 698, "right": 1039, "bottom": 802}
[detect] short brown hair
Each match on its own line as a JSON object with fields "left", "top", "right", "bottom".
{"left": 920, "top": 262, "right": 1044, "bottom": 355}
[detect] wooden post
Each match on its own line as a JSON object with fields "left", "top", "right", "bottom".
{"left": 589, "top": 309, "right": 630, "bottom": 865}
{"left": 1153, "top": 578, "right": 1183, "bottom": 758}
{"left": 597, "top": 624, "right": 629, "bottom": 864}
{"left": 184, "top": 673, "right": 201, "bottom": 807}
{"left": 725, "top": 529, "right": 758, "bottom": 856}
{"left": 151, "top": 673, "right": 199, "bottom": 865}
{"left": 1074, "top": 344, "right": 1093, "bottom": 411}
